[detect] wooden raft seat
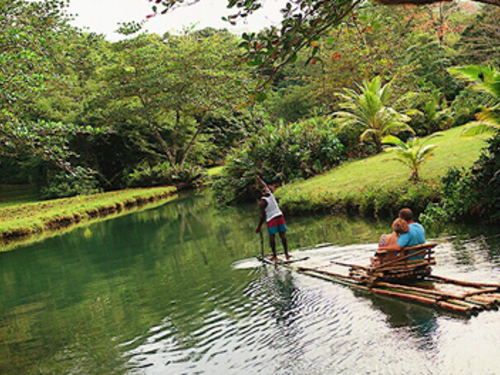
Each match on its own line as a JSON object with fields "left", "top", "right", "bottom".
{"left": 364, "top": 243, "right": 438, "bottom": 281}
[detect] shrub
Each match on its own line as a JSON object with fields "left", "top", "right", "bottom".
{"left": 127, "top": 162, "right": 173, "bottom": 187}
{"left": 212, "top": 118, "right": 345, "bottom": 204}
{"left": 41, "top": 167, "right": 101, "bottom": 199}
{"left": 406, "top": 90, "right": 453, "bottom": 136}
{"left": 421, "top": 133, "right": 500, "bottom": 225}
{"left": 450, "top": 88, "right": 490, "bottom": 128}
{"left": 127, "top": 162, "right": 206, "bottom": 189}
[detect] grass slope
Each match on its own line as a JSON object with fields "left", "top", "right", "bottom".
{"left": 277, "top": 126, "right": 489, "bottom": 216}
{"left": 0, "top": 186, "right": 176, "bottom": 244}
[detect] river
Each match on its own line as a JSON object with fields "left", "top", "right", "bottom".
{"left": 0, "top": 191, "right": 499, "bottom": 374}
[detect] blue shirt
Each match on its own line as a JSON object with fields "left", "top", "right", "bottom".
{"left": 397, "top": 223, "right": 426, "bottom": 248}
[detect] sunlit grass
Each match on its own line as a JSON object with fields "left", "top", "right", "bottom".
{"left": 0, "top": 187, "right": 177, "bottom": 244}
{"left": 277, "top": 126, "right": 490, "bottom": 214}
{"left": 207, "top": 166, "right": 224, "bottom": 177}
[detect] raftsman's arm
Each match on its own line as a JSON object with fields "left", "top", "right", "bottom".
{"left": 256, "top": 176, "right": 271, "bottom": 194}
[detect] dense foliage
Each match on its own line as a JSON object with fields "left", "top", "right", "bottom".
{"left": 212, "top": 118, "right": 344, "bottom": 204}
{"left": 421, "top": 133, "right": 500, "bottom": 224}
{"left": 152, "top": 0, "right": 500, "bottom": 87}
{"left": 2, "top": 0, "right": 500, "bottom": 221}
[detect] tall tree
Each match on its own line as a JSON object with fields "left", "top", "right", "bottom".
{"left": 100, "top": 30, "right": 249, "bottom": 170}
{"left": 0, "top": 0, "right": 100, "bottom": 177}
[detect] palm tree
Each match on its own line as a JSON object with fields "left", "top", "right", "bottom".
{"left": 407, "top": 90, "right": 454, "bottom": 134}
{"left": 448, "top": 65, "right": 500, "bottom": 137}
{"left": 334, "top": 76, "right": 414, "bottom": 152}
{"left": 382, "top": 133, "right": 443, "bottom": 182}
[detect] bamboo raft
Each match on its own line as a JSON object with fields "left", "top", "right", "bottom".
{"left": 260, "top": 243, "right": 500, "bottom": 316}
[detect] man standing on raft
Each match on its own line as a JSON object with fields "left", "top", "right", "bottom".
{"left": 255, "top": 176, "right": 290, "bottom": 261}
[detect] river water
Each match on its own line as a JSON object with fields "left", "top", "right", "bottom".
{"left": 1, "top": 191, "right": 499, "bottom": 374}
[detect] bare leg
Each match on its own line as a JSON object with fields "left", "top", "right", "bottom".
{"left": 269, "top": 234, "right": 277, "bottom": 258}
{"left": 279, "top": 232, "right": 289, "bottom": 259}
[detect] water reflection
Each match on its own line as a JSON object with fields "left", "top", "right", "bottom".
{"left": 0, "top": 191, "right": 499, "bottom": 374}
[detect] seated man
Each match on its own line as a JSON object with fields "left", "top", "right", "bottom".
{"left": 377, "top": 208, "right": 425, "bottom": 255}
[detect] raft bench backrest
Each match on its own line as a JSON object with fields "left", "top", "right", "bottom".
{"left": 374, "top": 243, "right": 438, "bottom": 270}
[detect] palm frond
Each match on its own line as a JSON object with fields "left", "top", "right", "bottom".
{"left": 460, "top": 121, "right": 497, "bottom": 137}
{"left": 382, "top": 135, "right": 406, "bottom": 148}
{"left": 360, "top": 128, "right": 377, "bottom": 143}
{"left": 476, "top": 107, "right": 500, "bottom": 126}
{"left": 448, "top": 65, "right": 500, "bottom": 98}
{"left": 418, "top": 144, "right": 439, "bottom": 159}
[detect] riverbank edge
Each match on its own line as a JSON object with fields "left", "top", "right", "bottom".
{"left": 276, "top": 181, "right": 440, "bottom": 219}
{"left": 0, "top": 187, "right": 177, "bottom": 245}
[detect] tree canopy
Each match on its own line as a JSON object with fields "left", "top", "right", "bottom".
{"left": 150, "top": 0, "right": 499, "bottom": 86}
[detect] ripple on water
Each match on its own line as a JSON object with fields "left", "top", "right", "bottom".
{"left": 124, "top": 237, "right": 500, "bottom": 375}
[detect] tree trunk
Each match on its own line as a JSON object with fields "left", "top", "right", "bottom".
{"left": 153, "top": 128, "right": 176, "bottom": 166}
{"left": 179, "top": 110, "right": 207, "bottom": 169}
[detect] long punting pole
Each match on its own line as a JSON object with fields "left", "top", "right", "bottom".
{"left": 297, "top": 266, "right": 500, "bottom": 315}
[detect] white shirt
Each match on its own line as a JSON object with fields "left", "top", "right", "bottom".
{"left": 262, "top": 191, "right": 283, "bottom": 222}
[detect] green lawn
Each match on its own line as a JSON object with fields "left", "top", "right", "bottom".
{"left": 277, "top": 126, "right": 490, "bottom": 215}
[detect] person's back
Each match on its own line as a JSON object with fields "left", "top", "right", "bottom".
{"left": 261, "top": 191, "right": 282, "bottom": 222}
{"left": 397, "top": 222, "right": 425, "bottom": 248}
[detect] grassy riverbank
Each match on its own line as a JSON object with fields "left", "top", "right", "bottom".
{"left": 277, "top": 126, "right": 490, "bottom": 217}
{"left": 0, "top": 186, "right": 177, "bottom": 244}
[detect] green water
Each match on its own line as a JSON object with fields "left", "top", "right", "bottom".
{"left": 0, "top": 191, "right": 499, "bottom": 374}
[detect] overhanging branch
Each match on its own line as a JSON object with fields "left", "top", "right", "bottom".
{"left": 372, "top": 0, "right": 500, "bottom": 7}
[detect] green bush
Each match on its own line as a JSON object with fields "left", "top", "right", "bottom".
{"left": 127, "top": 162, "right": 172, "bottom": 187}
{"left": 449, "top": 88, "right": 492, "bottom": 128}
{"left": 41, "top": 167, "right": 101, "bottom": 199}
{"left": 212, "top": 118, "right": 345, "bottom": 204}
{"left": 406, "top": 90, "right": 453, "bottom": 136}
{"left": 127, "top": 162, "right": 206, "bottom": 189}
{"left": 421, "top": 133, "right": 500, "bottom": 225}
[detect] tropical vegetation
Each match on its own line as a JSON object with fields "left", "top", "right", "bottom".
{"left": 275, "top": 125, "right": 489, "bottom": 217}
{"left": 382, "top": 134, "right": 442, "bottom": 182}
{"left": 2, "top": 0, "right": 500, "bottom": 229}
{"left": 334, "top": 77, "right": 413, "bottom": 152}
{"left": 212, "top": 117, "right": 344, "bottom": 204}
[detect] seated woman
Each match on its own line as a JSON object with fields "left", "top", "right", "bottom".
{"left": 371, "top": 218, "right": 409, "bottom": 265}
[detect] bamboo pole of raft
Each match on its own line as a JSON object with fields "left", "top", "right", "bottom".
{"left": 375, "top": 282, "right": 499, "bottom": 301}
{"left": 298, "top": 269, "right": 370, "bottom": 290}
{"left": 462, "top": 288, "right": 499, "bottom": 298}
{"left": 329, "top": 260, "right": 371, "bottom": 270}
{"left": 467, "top": 294, "right": 499, "bottom": 305}
{"left": 374, "top": 281, "right": 467, "bottom": 300}
{"left": 385, "top": 287, "right": 482, "bottom": 311}
{"left": 298, "top": 267, "right": 474, "bottom": 314}
{"left": 429, "top": 275, "right": 500, "bottom": 289}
